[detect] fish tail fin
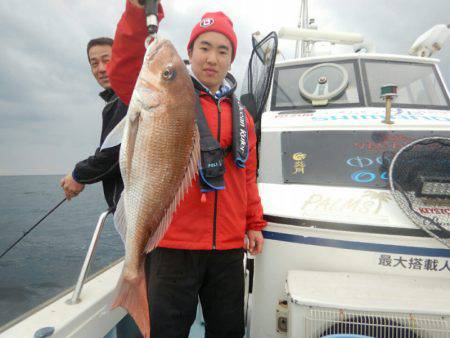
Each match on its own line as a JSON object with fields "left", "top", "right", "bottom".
{"left": 111, "top": 262, "right": 150, "bottom": 338}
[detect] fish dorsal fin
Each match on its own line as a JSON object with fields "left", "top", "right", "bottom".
{"left": 144, "top": 125, "right": 201, "bottom": 253}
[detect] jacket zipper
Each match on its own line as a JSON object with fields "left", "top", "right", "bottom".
{"left": 212, "top": 97, "right": 223, "bottom": 250}
{"left": 212, "top": 190, "right": 218, "bottom": 250}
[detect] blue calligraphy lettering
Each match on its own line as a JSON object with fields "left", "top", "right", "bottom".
{"left": 351, "top": 170, "right": 376, "bottom": 183}
{"left": 376, "top": 156, "right": 383, "bottom": 165}
{"left": 346, "top": 156, "right": 373, "bottom": 168}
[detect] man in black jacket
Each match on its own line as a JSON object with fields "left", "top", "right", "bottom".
{"left": 60, "top": 37, "right": 127, "bottom": 209}
{"left": 61, "top": 36, "right": 142, "bottom": 338}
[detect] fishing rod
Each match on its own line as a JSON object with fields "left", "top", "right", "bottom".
{"left": 139, "top": 0, "right": 160, "bottom": 45}
{"left": 0, "top": 198, "right": 67, "bottom": 259}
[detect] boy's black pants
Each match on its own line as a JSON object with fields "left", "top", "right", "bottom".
{"left": 145, "top": 247, "right": 245, "bottom": 338}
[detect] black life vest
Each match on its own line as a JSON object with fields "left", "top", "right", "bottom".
{"left": 195, "top": 91, "right": 249, "bottom": 192}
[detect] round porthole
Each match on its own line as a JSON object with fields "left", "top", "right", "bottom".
{"left": 299, "top": 63, "right": 349, "bottom": 105}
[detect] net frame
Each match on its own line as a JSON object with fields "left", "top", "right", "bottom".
{"left": 240, "top": 32, "right": 278, "bottom": 170}
{"left": 389, "top": 136, "right": 450, "bottom": 248}
{"left": 241, "top": 31, "right": 278, "bottom": 123}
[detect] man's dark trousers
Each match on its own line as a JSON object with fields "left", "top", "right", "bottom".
{"left": 145, "top": 247, "right": 245, "bottom": 338}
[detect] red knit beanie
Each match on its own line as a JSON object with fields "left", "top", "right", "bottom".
{"left": 187, "top": 12, "right": 237, "bottom": 61}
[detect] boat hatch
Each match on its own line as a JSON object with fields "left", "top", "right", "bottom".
{"left": 271, "top": 58, "right": 450, "bottom": 111}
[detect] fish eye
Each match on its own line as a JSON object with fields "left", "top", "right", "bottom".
{"left": 162, "top": 66, "right": 176, "bottom": 81}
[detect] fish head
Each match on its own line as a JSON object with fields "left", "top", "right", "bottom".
{"left": 135, "top": 38, "right": 195, "bottom": 118}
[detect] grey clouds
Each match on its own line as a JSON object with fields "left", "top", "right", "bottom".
{"left": 0, "top": 0, "right": 448, "bottom": 175}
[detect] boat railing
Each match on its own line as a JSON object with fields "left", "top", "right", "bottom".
{"left": 66, "top": 209, "right": 113, "bottom": 305}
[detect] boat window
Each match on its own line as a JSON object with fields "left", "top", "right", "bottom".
{"left": 271, "top": 61, "right": 363, "bottom": 111}
{"left": 276, "top": 130, "right": 450, "bottom": 189}
{"left": 362, "top": 60, "right": 450, "bottom": 109}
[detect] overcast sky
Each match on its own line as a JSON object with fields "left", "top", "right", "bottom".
{"left": 0, "top": 0, "right": 449, "bottom": 175}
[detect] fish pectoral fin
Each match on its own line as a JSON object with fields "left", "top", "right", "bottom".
{"left": 134, "top": 85, "right": 160, "bottom": 113}
{"left": 128, "top": 104, "right": 141, "bottom": 122}
{"left": 145, "top": 125, "right": 201, "bottom": 253}
{"left": 100, "top": 116, "right": 126, "bottom": 150}
{"left": 111, "top": 263, "right": 149, "bottom": 338}
{"left": 113, "top": 194, "right": 127, "bottom": 244}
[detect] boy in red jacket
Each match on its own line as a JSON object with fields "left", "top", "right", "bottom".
{"left": 108, "top": 2, "right": 266, "bottom": 337}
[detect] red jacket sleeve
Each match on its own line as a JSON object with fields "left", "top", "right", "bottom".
{"left": 245, "top": 112, "right": 267, "bottom": 232}
{"left": 107, "top": 1, "right": 164, "bottom": 105}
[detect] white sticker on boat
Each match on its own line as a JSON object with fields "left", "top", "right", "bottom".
{"left": 274, "top": 108, "right": 450, "bottom": 123}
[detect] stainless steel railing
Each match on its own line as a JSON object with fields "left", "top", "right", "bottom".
{"left": 66, "top": 209, "right": 112, "bottom": 305}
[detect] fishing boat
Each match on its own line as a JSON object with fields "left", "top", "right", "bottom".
{"left": 247, "top": 2, "right": 450, "bottom": 336}
{"left": 1, "top": 1, "right": 449, "bottom": 337}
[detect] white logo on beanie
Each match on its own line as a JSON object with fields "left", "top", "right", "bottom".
{"left": 200, "top": 18, "right": 215, "bottom": 28}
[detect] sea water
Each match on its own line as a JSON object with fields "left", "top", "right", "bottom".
{"left": 0, "top": 175, "right": 124, "bottom": 327}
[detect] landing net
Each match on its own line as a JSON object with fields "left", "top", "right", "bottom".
{"left": 389, "top": 137, "right": 450, "bottom": 248}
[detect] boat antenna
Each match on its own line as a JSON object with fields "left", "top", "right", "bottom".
{"left": 296, "top": 0, "right": 310, "bottom": 58}
{"left": 0, "top": 198, "right": 66, "bottom": 259}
